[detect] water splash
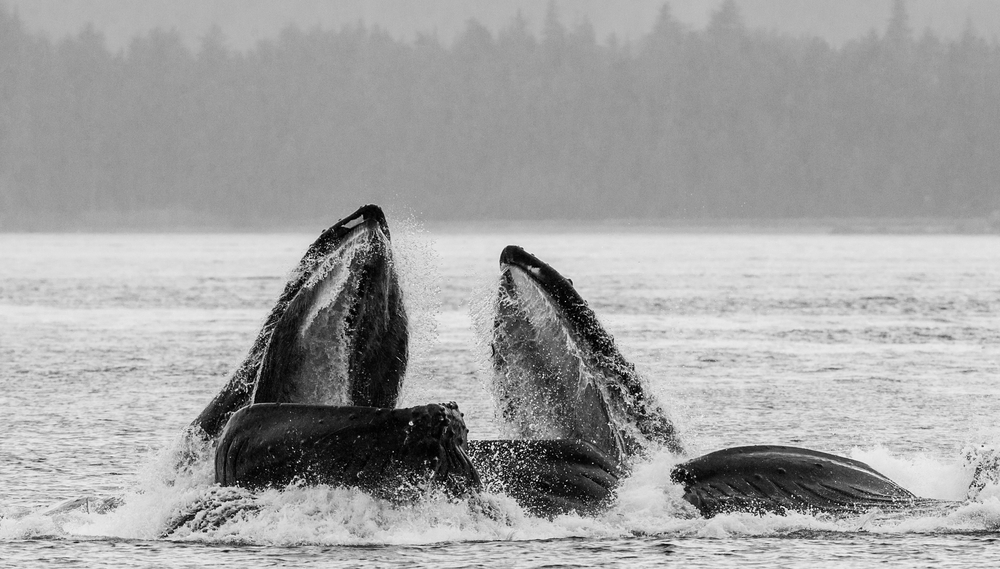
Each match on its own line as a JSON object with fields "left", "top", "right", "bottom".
{"left": 382, "top": 208, "right": 441, "bottom": 407}
{"left": 10, "top": 439, "right": 1000, "bottom": 544}
{"left": 5, "top": 231, "right": 1000, "bottom": 547}
{"left": 850, "top": 445, "right": 973, "bottom": 501}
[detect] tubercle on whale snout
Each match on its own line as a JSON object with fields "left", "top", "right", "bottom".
{"left": 401, "top": 401, "right": 482, "bottom": 497}
{"left": 318, "top": 203, "right": 390, "bottom": 244}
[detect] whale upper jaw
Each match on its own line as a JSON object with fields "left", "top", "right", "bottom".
{"left": 491, "top": 245, "right": 682, "bottom": 464}
{"left": 189, "top": 204, "right": 408, "bottom": 439}
{"left": 252, "top": 204, "right": 407, "bottom": 409}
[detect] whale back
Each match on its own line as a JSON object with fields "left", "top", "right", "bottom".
{"left": 190, "top": 205, "right": 408, "bottom": 439}
{"left": 670, "top": 445, "right": 931, "bottom": 517}
{"left": 488, "top": 245, "right": 682, "bottom": 465}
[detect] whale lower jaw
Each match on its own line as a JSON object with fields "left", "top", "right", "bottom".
{"left": 216, "top": 403, "right": 481, "bottom": 500}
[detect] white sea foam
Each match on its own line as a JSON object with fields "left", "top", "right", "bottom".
{"left": 850, "top": 445, "right": 973, "bottom": 501}
{"left": 9, "top": 432, "right": 1000, "bottom": 545}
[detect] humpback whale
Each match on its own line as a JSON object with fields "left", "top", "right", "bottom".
{"left": 194, "top": 205, "right": 478, "bottom": 499}
{"left": 489, "top": 245, "right": 683, "bottom": 460}
{"left": 488, "top": 246, "right": 955, "bottom": 518}
{"left": 191, "top": 204, "right": 409, "bottom": 440}
{"left": 186, "top": 204, "right": 955, "bottom": 521}
{"left": 38, "top": 204, "right": 977, "bottom": 531}
{"left": 463, "top": 245, "right": 684, "bottom": 515}
{"left": 670, "top": 446, "right": 947, "bottom": 517}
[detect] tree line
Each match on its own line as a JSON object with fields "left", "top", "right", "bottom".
{"left": 1, "top": 0, "right": 998, "bottom": 227}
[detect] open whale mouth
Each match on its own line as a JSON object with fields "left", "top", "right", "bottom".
{"left": 493, "top": 246, "right": 628, "bottom": 461}
{"left": 184, "top": 205, "right": 483, "bottom": 508}
{"left": 491, "top": 245, "right": 682, "bottom": 462}
{"left": 189, "top": 204, "right": 408, "bottom": 439}
{"left": 252, "top": 204, "right": 407, "bottom": 408}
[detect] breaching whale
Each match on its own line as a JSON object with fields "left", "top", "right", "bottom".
{"left": 490, "top": 246, "right": 957, "bottom": 518}
{"left": 466, "top": 245, "right": 684, "bottom": 515}
{"left": 192, "top": 204, "right": 479, "bottom": 499}
{"left": 489, "top": 245, "right": 683, "bottom": 460}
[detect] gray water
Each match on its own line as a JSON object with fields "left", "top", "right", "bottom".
{"left": 1, "top": 227, "right": 999, "bottom": 567}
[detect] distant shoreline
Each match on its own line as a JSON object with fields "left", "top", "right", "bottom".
{"left": 428, "top": 217, "right": 1000, "bottom": 235}
{"left": 2, "top": 212, "right": 998, "bottom": 235}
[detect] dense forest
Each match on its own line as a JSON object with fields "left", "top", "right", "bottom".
{"left": 1, "top": 0, "right": 999, "bottom": 228}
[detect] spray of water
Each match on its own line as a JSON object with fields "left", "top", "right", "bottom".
{"left": 382, "top": 207, "right": 441, "bottom": 407}
{"left": 9, "top": 402, "right": 1000, "bottom": 541}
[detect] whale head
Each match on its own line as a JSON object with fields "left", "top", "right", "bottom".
{"left": 191, "top": 204, "right": 408, "bottom": 439}
{"left": 490, "top": 245, "right": 682, "bottom": 463}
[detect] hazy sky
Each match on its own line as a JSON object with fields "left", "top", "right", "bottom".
{"left": 6, "top": 0, "right": 1000, "bottom": 52}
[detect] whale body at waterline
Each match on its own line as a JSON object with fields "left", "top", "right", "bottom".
{"left": 670, "top": 445, "right": 949, "bottom": 518}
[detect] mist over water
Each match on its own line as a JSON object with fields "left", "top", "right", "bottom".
{"left": 10, "top": 0, "right": 1000, "bottom": 52}
{"left": 2, "top": 0, "right": 999, "bottom": 563}
{"left": 1, "top": 228, "right": 998, "bottom": 566}
{"left": 2, "top": 1, "right": 1000, "bottom": 228}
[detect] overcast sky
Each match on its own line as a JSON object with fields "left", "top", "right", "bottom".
{"left": 7, "top": 0, "right": 1000, "bottom": 52}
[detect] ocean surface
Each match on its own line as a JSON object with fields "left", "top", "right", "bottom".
{"left": 1, "top": 223, "right": 999, "bottom": 567}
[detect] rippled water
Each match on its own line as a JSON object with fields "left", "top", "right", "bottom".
{"left": 2, "top": 227, "right": 999, "bottom": 567}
